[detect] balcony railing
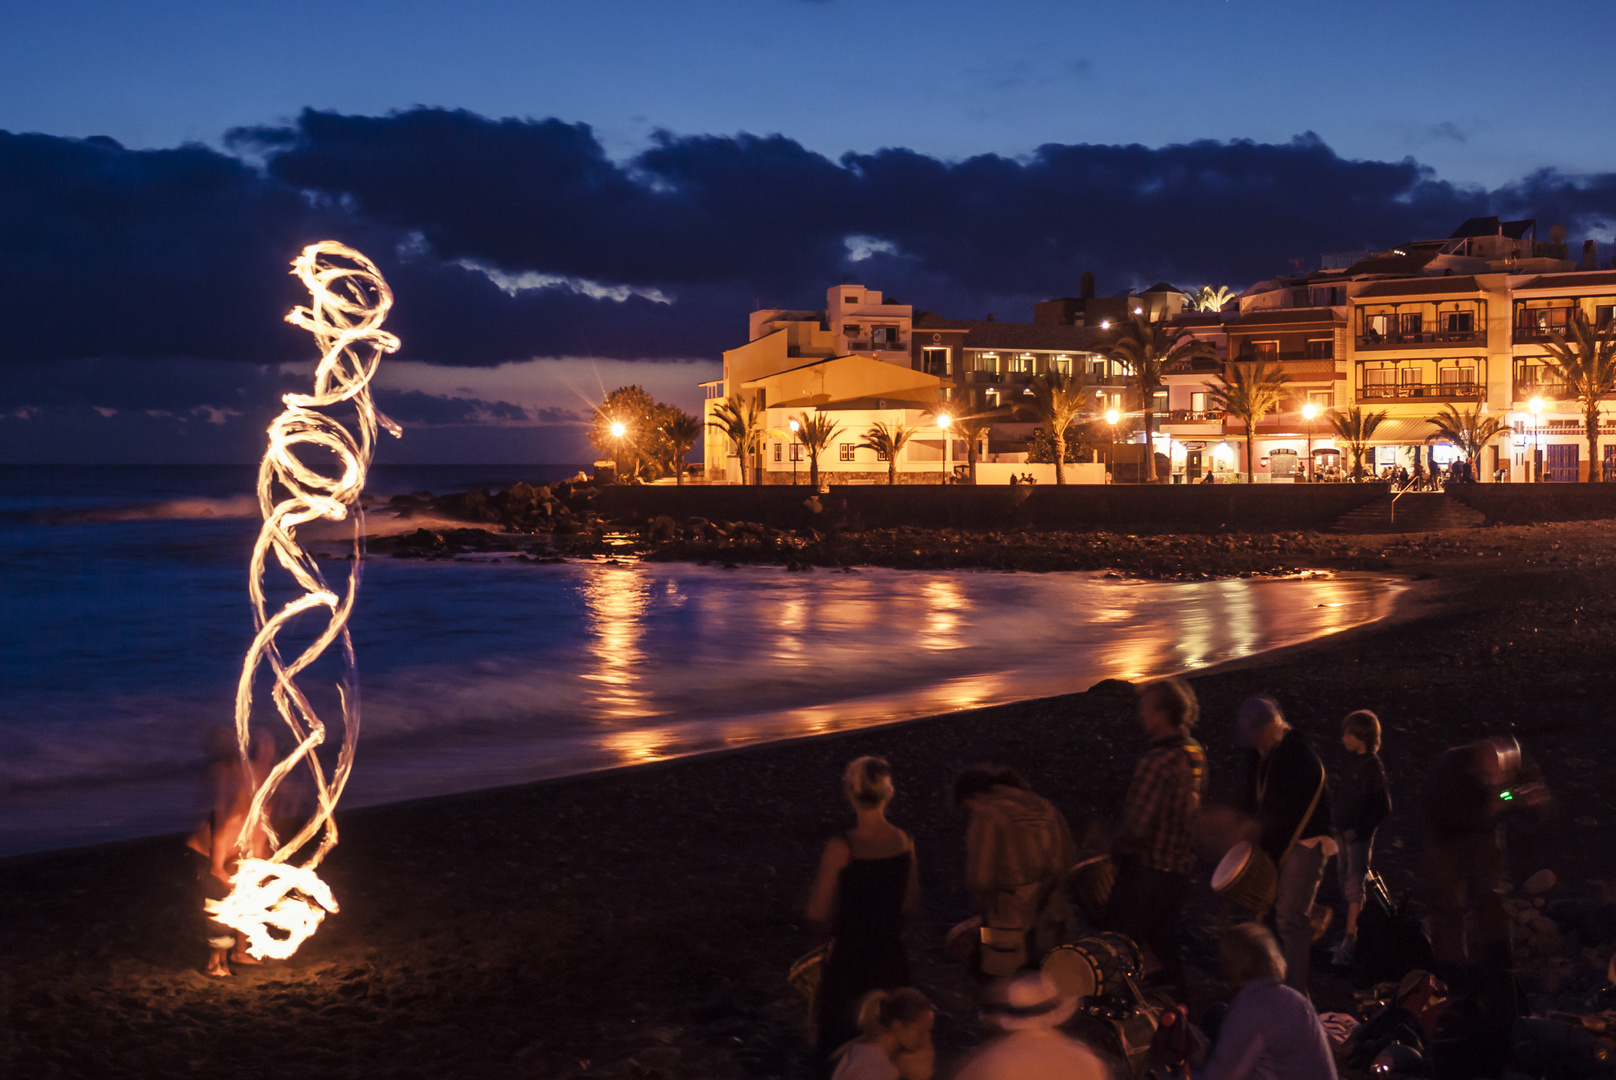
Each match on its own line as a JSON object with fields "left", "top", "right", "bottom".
{"left": 1356, "top": 329, "right": 1483, "bottom": 349}
{"left": 846, "top": 337, "right": 908, "bottom": 351}
{"left": 1163, "top": 410, "right": 1223, "bottom": 423}
{"left": 1514, "top": 380, "right": 1571, "bottom": 400}
{"left": 1359, "top": 381, "right": 1481, "bottom": 401}
{"left": 970, "top": 371, "right": 1004, "bottom": 383}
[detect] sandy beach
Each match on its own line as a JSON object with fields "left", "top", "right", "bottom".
{"left": 5, "top": 519, "right": 1616, "bottom": 1079}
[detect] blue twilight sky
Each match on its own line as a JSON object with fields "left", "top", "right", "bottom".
{"left": 3, "top": 0, "right": 1616, "bottom": 462}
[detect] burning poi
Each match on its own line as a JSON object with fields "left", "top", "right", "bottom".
{"left": 205, "top": 242, "right": 401, "bottom": 959}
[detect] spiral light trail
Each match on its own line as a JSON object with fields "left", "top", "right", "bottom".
{"left": 206, "top": 242, "right": 401, "bottom": 959}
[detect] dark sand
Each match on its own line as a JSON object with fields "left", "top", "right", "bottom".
{"left": 5, "top": 521, "right": 1616, "bottom": 1079}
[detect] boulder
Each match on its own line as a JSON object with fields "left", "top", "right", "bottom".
{"left": 1524, "top": 869, "right": 1558, "bottom": 895}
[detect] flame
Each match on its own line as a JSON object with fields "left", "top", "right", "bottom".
{"left": 205, "top": 241, "right": 401, "bottom": 958}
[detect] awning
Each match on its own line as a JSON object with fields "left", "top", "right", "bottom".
{"left": 1366, "top": 418, "right": 1441, "bottom": 445}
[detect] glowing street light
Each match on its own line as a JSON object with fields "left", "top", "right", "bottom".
{"left": 788, "top": 417, "right": 801, "bottom": 485}
{"left": 1105, "top": 407, "right": 1119, "bottom": 480}
{"left": 1301, "top": 402, "right": 1318, "bottom": 482}
{"left": 936, "top": 412, "right": 952, "bottom": 482}
{"left": 1529, "top": 397, "right": 1545, "bottom": 482}
{"left": 609, "top": 421, "right": 627, "bottom": 438}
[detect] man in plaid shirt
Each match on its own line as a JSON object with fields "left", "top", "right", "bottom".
{"left": 1105, "top": 678, "right": 1207, "bottom": 991}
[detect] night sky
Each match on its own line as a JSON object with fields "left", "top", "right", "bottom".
{"left": 4, "top": 0, "right": 1616, "bottom": 463}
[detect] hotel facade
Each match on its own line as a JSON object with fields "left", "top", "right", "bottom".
{"left": 699, "top": 218, "right": 1615, "bottom": 484}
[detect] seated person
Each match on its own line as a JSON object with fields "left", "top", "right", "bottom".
{"left": 1194, "top": 923, "right": 1337, "bottom": 1080}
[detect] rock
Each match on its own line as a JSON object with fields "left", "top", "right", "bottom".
{"left": 1525, "top": 869, "right": 1558, "bottom": 894}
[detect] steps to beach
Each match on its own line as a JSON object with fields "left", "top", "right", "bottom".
{"left": 1330, "top": 492, "right": 1486, "bottom": 534}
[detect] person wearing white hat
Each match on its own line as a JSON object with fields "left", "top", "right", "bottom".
{"left": 953, "top": 973, "right": 1107, "bottom": 1080}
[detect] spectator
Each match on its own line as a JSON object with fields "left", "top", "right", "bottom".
{"left": 1331, "top": 710, "right": 1390, "bottom": 968}
{"left": 1423, "top": 738, "right": 1547, "bottom": 972}
{"left": 1235, "top": 696, "right": 1333, "bottom": 998}
{"left": 955, "top": 972, "right": 1107, "bottom": 1080}
{"left": 1107, "top": 678, "right": 1208, "bottom": 992}
{"left": 1194, "top": 923, "right": 1338, "bottom": 1080}
{"left": 828, "top": 988, "right": 935, "bottom": 1080}
{"left": 956, "top": 765, "right": 1079, "bottom": 978}
{"left": 807, "top": 757, "right": 920, "bottom": 1073}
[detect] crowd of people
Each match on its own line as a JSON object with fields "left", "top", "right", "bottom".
{"left": 801, "top": 679, "right": 1549, "bottom": 1079}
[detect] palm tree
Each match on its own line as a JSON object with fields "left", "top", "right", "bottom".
{"left": 659, "top": 410, "right": 702, "bottom": 485}
{"left": 1206, "top": 361, "right": 1290, "bottom": 483}
{"left": 1189, "top": 285, "right": 1235, "bottom": 313}
{"left": 1425, "top": 403, "right": 1506, "bottom": 471}
{"left": 1542, "top": 312, "right": 1616, "bottom": 482}
{"left": 858, "top": 422, "right": 917, "bottom": 485}
{"left": 1108, "top": 314, "right": 1217, "bottom": 481}
{"left": 1023, "top": 371, "right": 1091, "bottom": 484}
{"left": 707, "top": 395, "right": 765, "bottom": 485}
{"left": 793, "top": 411, "right": 843, "bottom": 489}
{"left": 1327, "top": 406, "right": 1389, "bottom": 481}
{"left": 952, "top": 413, "right": 997, "bottom": 485}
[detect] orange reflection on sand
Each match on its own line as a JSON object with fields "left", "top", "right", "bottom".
{"left": 579, "top": 565, "right": 654, "bottom": 720}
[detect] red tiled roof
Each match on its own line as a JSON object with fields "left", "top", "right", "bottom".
{"left": 1356, "top": 276, "right": 1483, "bottom": 299}
{"left": 1514, "top": 271, "right": 1616, "bottom": 291}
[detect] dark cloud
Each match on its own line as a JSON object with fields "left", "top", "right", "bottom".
{"left": 7, "top": 107, "right": 1616, "bottom": 388}
{"left": 373, "top": 388, "right": 535, "bottom": 426}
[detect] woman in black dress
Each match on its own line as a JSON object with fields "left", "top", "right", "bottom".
{"left": 806, "top": 756, "right": 920, "bottom": 1074}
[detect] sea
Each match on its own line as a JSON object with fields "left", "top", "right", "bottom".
{"left": 0, "top": 464, "right": 1404, "bottom": 857}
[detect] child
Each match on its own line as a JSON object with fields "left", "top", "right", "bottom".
{"left": 1333, "top": 709, "right": 1391, "bottom": 967}
{"left": 829, "top": 988, "right": 935, "bottom": 1080}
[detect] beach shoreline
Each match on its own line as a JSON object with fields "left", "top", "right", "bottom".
{"left": 5, "top": 519, "right": 1615, "bottom": 1079}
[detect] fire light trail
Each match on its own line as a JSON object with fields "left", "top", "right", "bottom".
{"left": 206, "top": 242, "right": 401, "bottom": 959}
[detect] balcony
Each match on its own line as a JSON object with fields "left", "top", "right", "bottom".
{"left": 970, "top": 371, "right": 1004, "bottom": 384}
{"left": 1513, "top": 323, "right": 1578, "bottom": 343}
{"left": 845, "top": 337, "right": 908, "bottom": 352}
{"left": 1359, "top": 381, "right": 1482, "bottom": 401}
{"left": 1356, "top": 329, "right": 1483, "bottom": 350}
{"left": 1163, "top": 410, "right": 1223, "bottom": 423}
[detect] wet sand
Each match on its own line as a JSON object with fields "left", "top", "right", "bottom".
{"left": 4, "top": 520, "right": 1616, "bottom": 1079}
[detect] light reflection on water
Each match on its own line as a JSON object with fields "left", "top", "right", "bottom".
{"left": 0, "top": 561, "right": 1403, "bottom": 855}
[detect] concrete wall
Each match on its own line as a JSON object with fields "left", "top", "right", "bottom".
{"left": 1447, "top": 483, "right": 1616, "bottom": 524}
{"left": 592, "top": 482, "right": 1391, "bottom": 533}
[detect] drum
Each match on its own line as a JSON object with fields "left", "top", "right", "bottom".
{"left": 1069, "top": 855, "right": 1118, "bottom": 923}
{"left": 1212, "top": 840, "right": 1278, "bottom": 916}
{"left": 1041, "top": 932, "right": 1144, "bottom": 1000}
{"left": 944, "top": 916, "right": 982, "bottom": 965}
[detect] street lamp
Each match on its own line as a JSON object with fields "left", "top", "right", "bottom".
{"left": 1301, "top": 402, "right": 1318, "bottom": 482}
{"left": 1529, "top": 397, "right": 1545, "bottom": 482}
{"left": 788, "top": 418, "right": 800, "bottom": 485}
{"left": 607, "top": 420, "right": 628, "bottom": 481}
{"left": 1105, "top": 407, "right": 1119, "bottom": 480}
{"left": 936, "top": 412, "right": 953, "bottom": 483}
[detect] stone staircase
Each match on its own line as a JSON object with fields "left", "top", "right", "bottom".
{"left": 1330, "top": 491, "right": 1487, "bottom": 534}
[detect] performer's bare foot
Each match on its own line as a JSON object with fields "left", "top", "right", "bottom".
{"left": 229, "top": 946, "right": 262, "bottom": 966}
{"left": 205, "top": 956, "right": 232, "bottom": 978}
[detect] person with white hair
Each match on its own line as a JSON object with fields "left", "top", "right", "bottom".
{"left": 954, "top": 972, "right": 1107, "bottom": 1079}
{"left": 807, "top": 756, "right": 921, "bottom": 1075}
{"left": 1194, "top": 923, "right": 1337, "bottom": 1080}
{"left": 1234, "top": 696, "right": 1333, "bottom": 998}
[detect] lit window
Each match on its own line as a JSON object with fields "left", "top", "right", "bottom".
{"left": 773, "top": 443, "right": 782, "bottom": 462}
{"left": 838, "top": 443, "right": 856, "bottom": 462}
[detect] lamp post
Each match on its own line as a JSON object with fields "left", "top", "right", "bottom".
{"left": 608, "top": 420, "right": 627, "bottom": 479}
{"left": 1529, "top": 396, "right": 1544, "bottom": 482}
{"left": 1301, "top": 402, "right": 1318, "bottom": 482}
{"left": 788, "top": 418, "right": 800, "bottom": 485}
{"left": 1105, "top": 407, "right": 1119, "bottom": 482}
{"left": 937, "top": 412, "right": 952, "bottom": 483}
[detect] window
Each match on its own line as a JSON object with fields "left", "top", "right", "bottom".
{"left": 874, "top": 446, "right": 889, "bottom": 462}
{"left": 1244, "top": 340, "right": 1278, "bottom": 360}
{"left": 773, "top": 443, "right": 782, "bottom": 462}
{"left": 1598, "top": 305, "right": 1615, "bottom": 328}
{"left": 838, "top": 443, "right": 856, "bottom": 462}
{"left": 1086, "top": 358, "right": 1110, "bottom": 380}
{"left": 1309, "top": 391, "right": 1335, "bottom": 408}
{"left": 1400, "top": 313, "right": 1423, "bottom": 335}
{"left": 844, "top": 295, "right": 858, "bottom": 304}
{"left": 843, "top": 323, "right": 861, "bottom": 337}
{"left": 1364, "top": 367, "right": 1395, "bottom": 387}
{"left": 1400, "top": 367, "right": 1422, "bottom": 385}
{"left": 922, "top": 347, "right": 951, "bottom": 376}
{"left": 979, "top": 353, "right": 1000, "bottom": 374}
{"left": 1009, "top": 354, "right": 1030, "bottom": 373}
{"left": 1445, "top": 312, "right": 1474, "bottom": 334}
{"left": 1051, "top": 356, "right": 1073, "bottom": 376}
{"left": 872, "top": 325, "right": 898, "bottom": 345}
{"left": 1152, "top": 390, "right": 1169, "bottom": 412}
{"left": 790, "top": 443, "right": 803, "bottom": 462}
{"left": 985, "top": 389, "right": 1001, "bottom": 408}
{"left": 1190, "top": 391, "right": 1209, "bottom": 412}
{"left": 1304, "top": 338, "right": 1334, "bottom": 359}
{"left": 1439, "top": 366, "right": 1476, "bottom": 386}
